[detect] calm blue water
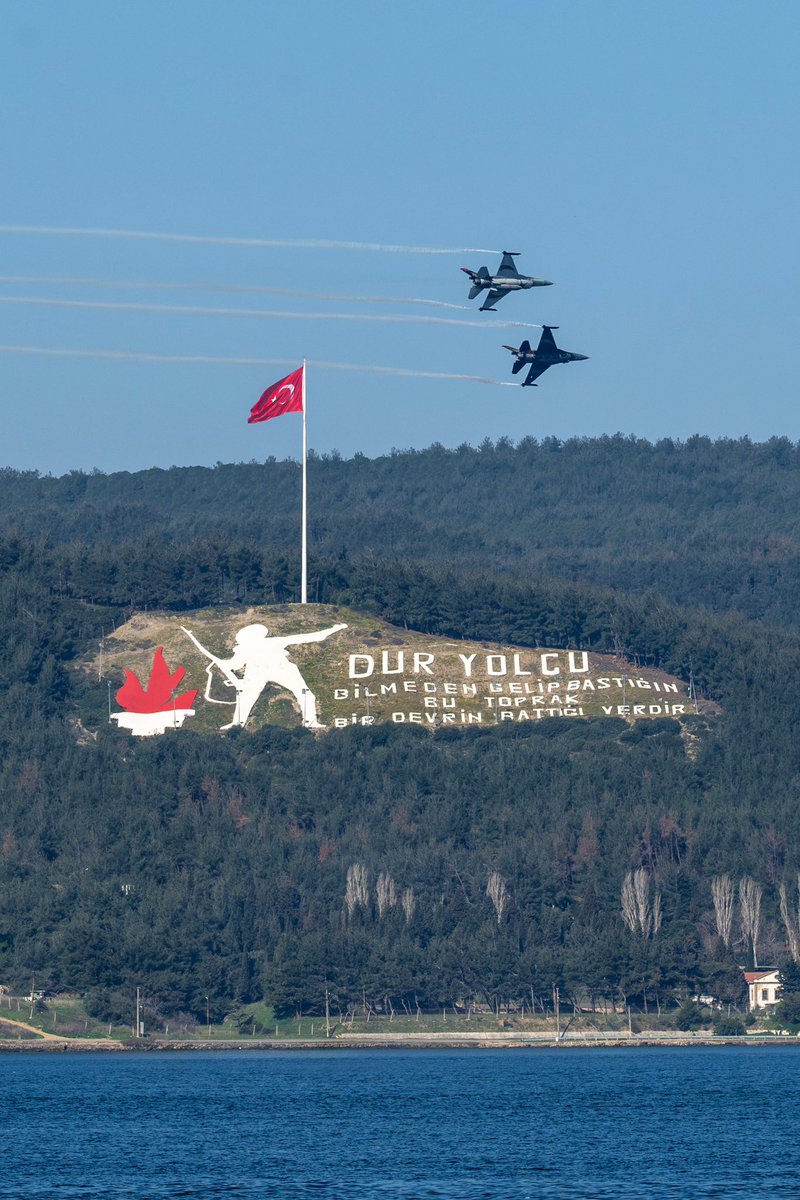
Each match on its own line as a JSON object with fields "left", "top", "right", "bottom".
{"left": 1, "top": 1047, "right": 798, "bottom": 1198}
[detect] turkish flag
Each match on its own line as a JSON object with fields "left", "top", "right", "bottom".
{"left": 248, "top": 365, "right": 305, "bottom": 424}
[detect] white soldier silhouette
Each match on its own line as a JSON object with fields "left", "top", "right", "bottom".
{"left": 180, "top": 621, "right": 347, "bottom": 729}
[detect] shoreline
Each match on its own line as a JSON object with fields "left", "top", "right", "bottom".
{"left": 3, "top": 1031, "right": 800, "bottom": 1053}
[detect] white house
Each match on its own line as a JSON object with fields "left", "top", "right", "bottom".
{"left": 744, "top": 968, "right": 781, "bottom": 1010}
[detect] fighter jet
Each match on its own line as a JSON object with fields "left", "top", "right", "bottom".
{"left": 461, "top": 252, "right": 552, "bottom": 311}
{"left": 503, "top": 326, "right": 588, "bottom": 386}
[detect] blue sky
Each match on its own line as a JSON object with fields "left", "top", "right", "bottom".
{"left": 1, "top": 0, "right": 798, "bottom": 474}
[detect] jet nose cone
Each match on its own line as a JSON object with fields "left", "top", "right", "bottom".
{"left": 574, "top": 353, "right": 589, "bottom": 361}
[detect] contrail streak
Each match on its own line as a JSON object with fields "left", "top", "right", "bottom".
{"left": 312, "top": 360, "right": 517, "bottom": 385}
{"left": 0, "top": 294, "right": 541, "bottom": 330}
{"left": 0, "top": 343, "right": 517, "bottom": 386}
{"left": 0, "top": 274, "right": 474, "bottom": 310}
{"left": 0, "top": 225, "right": 500, "bottom": 255}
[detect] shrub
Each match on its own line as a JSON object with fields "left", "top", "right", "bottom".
{"left": 713, "top": 1015, "right": 746, "bottom": 1036}
{"left": 673, "top": 1001, "right": 708, "bottom": 1031}
{"left": 776, "top": 991, "right": 800, "bottom": 1029}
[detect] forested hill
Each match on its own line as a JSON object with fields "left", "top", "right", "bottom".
{"left": 2, "top": 434, "right": 800, "bottom": 630}
{"left": 2, "top": 434, "right": 800, "bottom": 1025}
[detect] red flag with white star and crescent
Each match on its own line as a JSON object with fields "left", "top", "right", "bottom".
{"left": 248, "top": 365, "right": 305, "bottom": 424}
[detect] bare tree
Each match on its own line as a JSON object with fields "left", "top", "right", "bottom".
{"left": 739, "top": 876, "right": 763, "bottom": 967}
{"left": 400, "top": 887, "right": 416, "bottom": 926}
{"left": 375, "top": 871, "right": 397, "bottom": 920}
{"left": 345, "top": 863, "right": 370, "bottom": 919}
{"left": 621, "top": 872, "right": 638, "bottom": 934}
{"left": 621, "top": 868, "right": 661, "bottom": 939}
{"left": 486, "top": 871, "right": 510, "bottom": 925}
{"left": 779, "top": 875, "right": 800, "bottom": 963}
{"left": 633, "top": 868, "right": 652, "bottom": 937}
{"left": 711, "top": 875, "right": 735, "bottom": 947}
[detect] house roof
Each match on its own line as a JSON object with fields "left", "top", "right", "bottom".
{"left": 744, "top": 969, "right": 779, "bottom": 983}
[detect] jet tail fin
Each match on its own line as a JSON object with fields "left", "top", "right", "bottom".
{"left": 464, "top": 265, "right": 489, "bottom": 298}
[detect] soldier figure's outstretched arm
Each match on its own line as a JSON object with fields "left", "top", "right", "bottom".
{"left": 284, "top": 623, "right": 348, "bottom": 647}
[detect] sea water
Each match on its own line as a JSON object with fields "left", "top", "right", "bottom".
{"left": 1, "top": 1046, "right": 798, "bottom": 1198}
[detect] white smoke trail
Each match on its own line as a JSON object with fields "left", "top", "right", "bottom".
{"left": 0, "top": 294, "right": 540, "bottom": 330}
{"left": 312, "top": 360, "right": 518, "bottom": 385}
{"left": 0, "top": 343, "right": 517, "bottom": 386}
{"left": 0, "top": 274, "right": 474, "bottom": 310}
{"left": 0, "top": 225, "right": 500, "bottom": 255}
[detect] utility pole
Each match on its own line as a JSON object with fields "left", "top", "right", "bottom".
{"left": 325, "top": 988, "right": 331, "bottom": 1039}
{"left": 135, "top": 986, "right": 141, "bottom": 1038}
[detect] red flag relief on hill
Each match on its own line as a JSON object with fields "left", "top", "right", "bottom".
{"left": 248, "top": 364, "right": 305, "bottom": 423}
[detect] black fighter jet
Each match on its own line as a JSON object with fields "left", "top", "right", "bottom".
{"left": 461, "top": 252, "right": 552, "bottom": 311}
{"left": 503, "top": 326, "right": 588, "bottom": 386}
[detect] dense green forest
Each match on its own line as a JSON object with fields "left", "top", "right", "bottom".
{"left": 3, "top": 434, "right": 799, "bottom": 627}
{"left": 1, "top": 436, "right": 799, "bottom": 1024}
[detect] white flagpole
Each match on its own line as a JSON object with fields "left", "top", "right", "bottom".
{"left": 301, "top": 358, "right": 308, "bottom": 604}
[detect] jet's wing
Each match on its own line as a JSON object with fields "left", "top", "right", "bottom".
{"left": 497, "top": 253, "right": 520, "bottom": 278}
{"left": 523, "top": 362, "right": 550, "bottom": 386}
{"left": 480, "top": 289, "right": 506, "bottom": 310}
